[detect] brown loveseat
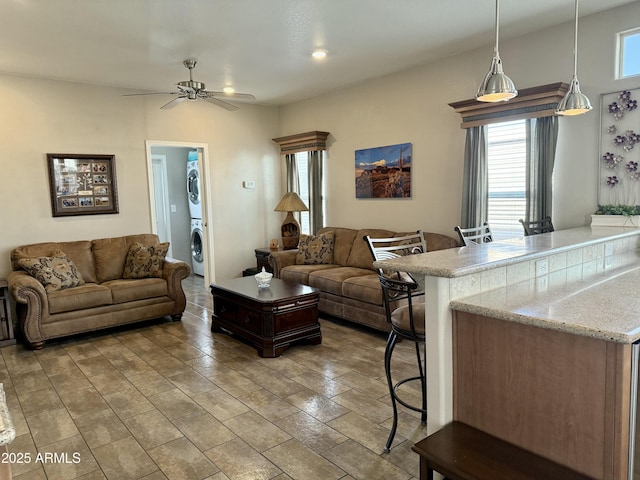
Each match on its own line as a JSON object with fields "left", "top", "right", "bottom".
{"left": 7, "top": 234, "right": 190, "bottom": 349}
{"left": 270, "top": 227, "right": 458, "bottom": 332}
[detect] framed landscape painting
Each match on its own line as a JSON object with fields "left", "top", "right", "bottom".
{"left": 355, "top": 142, "right": 412, "bottom": 198}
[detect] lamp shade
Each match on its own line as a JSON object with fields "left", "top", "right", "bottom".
{"left": 555, "top": 0, "right": 592, "bottom": 116}
{"left": 556, "top": 77, "right": 592, "bottom": 116}
{"left": 475, "top": 0, "right": 517, "bottom": 103}
{"left": 476, "top": 56, "right": 518, "bottom": 102}
{"left": 274, "top": 192, "right": 308, "bottom": 212}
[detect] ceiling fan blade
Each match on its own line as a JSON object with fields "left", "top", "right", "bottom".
{"left": 122, "top": 92, "right": 179, "bottom": 97}
{"left": 160, "top": 96, "right": 188, "bottom": 109}
{"left": 203, "top": 96, "right": 239, "bottom": 111}
{"left": 208, "top": 91, "right": 256, "bottom": 100}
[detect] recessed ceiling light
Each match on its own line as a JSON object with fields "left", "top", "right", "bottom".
{"left": 312, "top": 49, "right": 328, "bottom": 60}
{"left": 223, "top": 85, "right": 235, "bottom": 94}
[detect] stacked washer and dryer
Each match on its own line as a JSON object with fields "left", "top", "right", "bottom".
{"left": 187, "top": 150, "right": 205, "bottom": 276}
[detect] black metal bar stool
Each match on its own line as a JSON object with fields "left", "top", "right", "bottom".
{"left": 365, "top": 232, "right": 428, "bottom": 452}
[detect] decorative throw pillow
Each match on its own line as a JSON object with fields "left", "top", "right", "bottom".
{"left": 18, "top": 250, "right": 85, "bottom": 293}
{"left": 123, "top": 242, "right": 170, "bottom": 279}
{"left": 295, "top": 232, "right": 335, "bottom": 265}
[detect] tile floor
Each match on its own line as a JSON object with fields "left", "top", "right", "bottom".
{"left": 0, "top": 275, "right": 428, "bottom": 480}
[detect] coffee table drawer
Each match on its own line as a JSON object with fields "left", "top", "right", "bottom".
{"left": 214, "top": 298, "right": 262, "bottom": 335}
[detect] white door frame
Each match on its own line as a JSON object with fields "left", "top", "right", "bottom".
{"left": 145, "top": 140, "right": 215, "bottom": 285}
{"left": 151, "top": 154, "right": 173, "bottom": 257}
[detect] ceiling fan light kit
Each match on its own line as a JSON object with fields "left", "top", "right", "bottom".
{"left": 123, "top": 59, "right": 255, "bottom": 111}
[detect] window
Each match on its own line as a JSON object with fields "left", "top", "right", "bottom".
{"left": 272, "top": 131, "right": 329, "bottom": 236}
{"left": 293, "top": 151, "right": 311, "bottom": 235}
{"left": 618, "top": 28, "right": 640, "bottom": 79}
{"left": 487, "top": 120, "right": 526, "bottom": 240}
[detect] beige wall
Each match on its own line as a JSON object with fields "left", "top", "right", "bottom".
{"left": 0, "top": 75, "right": 281, "bottom": 280}
{"left": 1, "top": 2, "right": 639, "bottom": 279}
{"left": 278, "top": 2, "right": 640, "bottom": 237}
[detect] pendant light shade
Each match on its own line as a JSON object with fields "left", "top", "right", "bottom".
{"left": 476, "top": 0, "right": 517, "bottom": 102}
{"left": 556, "top": 0, "right": 592, "bottom": 116}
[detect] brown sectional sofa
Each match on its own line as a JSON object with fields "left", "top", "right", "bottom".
{"left": 7, "top": 234, "right": 191, "bottom": 349}
{"left": 270, "top": 227, "right": 459, "bottom": 332}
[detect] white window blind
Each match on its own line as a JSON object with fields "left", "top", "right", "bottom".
{"left": 294, "top": 151, "right": 311, "bottom": 235}
{"left": 487, "top": 120, "right": 526, "bottom": 241}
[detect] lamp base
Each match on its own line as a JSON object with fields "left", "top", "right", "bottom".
{"left": 281, "top": 211, "right": 300, "bottom": 250}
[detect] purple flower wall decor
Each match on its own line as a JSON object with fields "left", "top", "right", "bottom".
{"left": 599, "top": 88, "right": 640, "bottom": 207}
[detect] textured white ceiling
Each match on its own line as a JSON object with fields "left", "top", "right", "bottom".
{"left": 0, "top": 0, "right": 635, "bottom": 106}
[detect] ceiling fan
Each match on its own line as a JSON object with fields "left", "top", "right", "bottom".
{"left": 123, "top": 59, "right": 255, "bottom": 111}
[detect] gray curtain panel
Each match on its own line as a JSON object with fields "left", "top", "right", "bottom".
{"left": 285, "top": 153, "right": 300, "bottom": 193}
{"left": 461, "top": 125, "right": 488, "bottom": 228}
{"left": 525, "top": 116, "right": 558, "bottom": 222}
{"left": 308, "top": 150, "right": 324, "bottom": 234}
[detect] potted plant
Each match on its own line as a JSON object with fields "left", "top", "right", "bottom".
{"left": 593, "top": 90, "right": 640, "bottom": 227}
{"left": 592, "top": 204, "right": 640, "bottom": 226}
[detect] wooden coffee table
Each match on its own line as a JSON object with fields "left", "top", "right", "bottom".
{"left": 210, "top": 277, "right": 321, "bottom": 357}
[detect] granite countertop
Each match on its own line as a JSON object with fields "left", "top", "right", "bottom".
{"left": 450, "top": 260, "right": 640, "bottom": 343}
{"left": 375, "top": 226, "right": 640, "bottom": 278}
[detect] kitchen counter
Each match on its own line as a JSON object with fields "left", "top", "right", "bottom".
{"left": 376, "top": 225, "right": 640, "bottom": 278}
{"left": 450, "top": 253, "right": 640, "bottom": 343}
{"left": 374, "top": 225, "right": 640, "bottom": 438}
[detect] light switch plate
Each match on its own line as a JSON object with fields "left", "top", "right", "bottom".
{"left": 243, "top": 180, "right": 256, "bottom": 189}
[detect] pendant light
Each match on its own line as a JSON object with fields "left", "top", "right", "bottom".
{"left": 476, "top": 0, "right": 517, "bottom": 102}
{"left": 556, "top": 0, "right": 592, "bottom": 116}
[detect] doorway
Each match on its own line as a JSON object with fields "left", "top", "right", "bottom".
{"left": 145, "top": 140, "right": 214, "bottom": 287}
{"left": 151, "top": 154, "right": 173, "bottom": 257}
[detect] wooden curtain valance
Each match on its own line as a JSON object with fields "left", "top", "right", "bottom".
{"left": 449, "top": 82, "right": 569, "bottom": 128}
{"left": 272, "top": 131, "right": 330, "bottom": 155}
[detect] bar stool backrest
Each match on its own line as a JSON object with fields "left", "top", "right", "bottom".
{"left": 454, "top": 222, "right": 493, "bottom": 246}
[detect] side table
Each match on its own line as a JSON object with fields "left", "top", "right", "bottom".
{"left": 0, "top": 280, "right": 16, "bottom": 347}
{"left": 243, "top": 247, "right": 282, "bottom": 277}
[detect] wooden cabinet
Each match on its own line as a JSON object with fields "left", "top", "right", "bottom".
{"left": 452, "top": 310, "right": 631, "bottom": 479}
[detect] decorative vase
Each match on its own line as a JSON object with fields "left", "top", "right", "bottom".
{"left": 590, "top": 214, "right": 640, "bottom": 227}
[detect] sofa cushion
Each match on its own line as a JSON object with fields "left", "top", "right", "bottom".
{"left": 317, "top": 227, "right": 358, "bottom": 266}
{"left": 423, "top": 232, "right": 460, "bottom": 251}
{"left": 48, "top": 283, "right": 113, "bottom": 314}
{"left": 296, "top": 232, "right": 335, "bottom": 265}
{"left": 281, "top": 265, "right": 338, "bottom": 285}
{"left": 92, "top": 234, "right": 160, "bottom": 282}
{"left": 18, "top": 252, "right": 85, "bottom": 293}
{"left": 308, "top": 267, "right": 374, "bottom": 296}
{"left": 342, "top": 274, "right": 383, "bottom": 305}
{"left": 11, "top": 241, "right": 97, "bottom": 283}
{"left": 104, "top": 278, "right": 168, "bottom": 304}
{"left": 123, "top": 242, "right": 170, "bottom": 279}
{"left": 346, "top": 229, "right": 396, "bottom": 270}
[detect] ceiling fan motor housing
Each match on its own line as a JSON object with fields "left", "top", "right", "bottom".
{"left": 177, "top": 80, "right": 205, "bottom": 91}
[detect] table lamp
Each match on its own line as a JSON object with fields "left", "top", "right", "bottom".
{"left": 274, "top": 192, "right": 308, "bottom": 249}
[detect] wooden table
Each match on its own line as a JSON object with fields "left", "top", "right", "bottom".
{"left": 210, "top": 277, "right": 321, "bottom": 357}
{"left": 412, "top": 422, "right": 594, "bottom": 480}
